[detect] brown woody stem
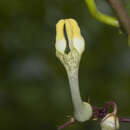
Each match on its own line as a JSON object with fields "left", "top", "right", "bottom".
{"left": 107, "top": 0, "right": 130, "bottom": 35}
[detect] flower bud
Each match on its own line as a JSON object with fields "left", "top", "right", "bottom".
{"left": 100, "top": 113, "right": 119, "bottom": 130}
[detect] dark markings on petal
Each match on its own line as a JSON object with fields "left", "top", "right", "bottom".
{"left": 63, "top": 24, "right": 70, "bottom": 54}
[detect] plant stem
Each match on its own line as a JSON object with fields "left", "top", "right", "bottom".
{"left": 107, "top": 0, "right": 130, "bottom": 45}
{"left": 85, "top": 0, "right": 119, "bottom": 27}
{"left": 107, "top": 0, "right": 130, "bottom": 35}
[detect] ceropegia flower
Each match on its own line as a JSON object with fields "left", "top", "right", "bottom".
{"left": 55, "top": 19, "right": 92, "bottom": 122}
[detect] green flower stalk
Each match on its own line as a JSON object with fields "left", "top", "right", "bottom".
{"left": 85, "top": 0, "right": 119, "bottom": 28}
{"left": 55, "top": 19, "right": 92, "bottom": 122}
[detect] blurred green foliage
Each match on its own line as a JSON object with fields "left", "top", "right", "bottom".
{"left": 0, "top": 0, "right": 130, "bottom": 130}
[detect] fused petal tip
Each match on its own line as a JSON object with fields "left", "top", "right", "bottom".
{"left": 56, "top": 19, "right": 65, "bottom": 41}
{"left": 55, "top": 18, "right": 85, "bottom": 55}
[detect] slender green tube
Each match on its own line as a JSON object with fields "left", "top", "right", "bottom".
{"left": 85, "top": 0, "right": 119, "bottom": 28}
{"left": 67, "top": 68, "right": 92, "bottom": 122}
{"left": 67, "top": 69, "right": 83, "bottom": 113}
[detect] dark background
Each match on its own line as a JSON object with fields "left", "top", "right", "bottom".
{"left": 0, "top": 0, "right": 130, "bottom": 130}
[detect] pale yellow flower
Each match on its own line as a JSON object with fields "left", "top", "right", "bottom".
{"left": 55, "top": 19, "right": 92, "bottom": 122}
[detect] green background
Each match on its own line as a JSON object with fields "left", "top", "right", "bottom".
{"left": 0, "top": 0, "right": 130, "bottom": 130}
